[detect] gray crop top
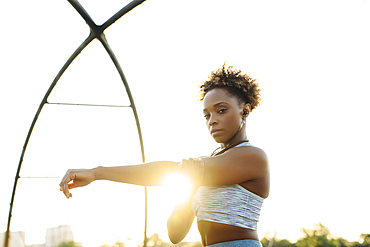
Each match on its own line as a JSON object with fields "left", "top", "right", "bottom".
{"left": 191, "top": 142, "right": 264, "bottom": 230}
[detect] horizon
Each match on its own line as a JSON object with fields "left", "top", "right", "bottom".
{"left": 1, "top": 222, "right": 368, "bottom": 246}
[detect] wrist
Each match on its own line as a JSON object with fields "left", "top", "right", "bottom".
{"left": 92, "top": 166, "right": 103, "bottom": 180}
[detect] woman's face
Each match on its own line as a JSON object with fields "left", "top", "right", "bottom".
{"left": 203, "top": 88, "right": 247, "bottom": 146}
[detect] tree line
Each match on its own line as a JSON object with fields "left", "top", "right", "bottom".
{"left": 260, "top": 224, "right": 370, "bottom": 247}
{"left": 58, "top": 224, "right": 370, "bottom": 247}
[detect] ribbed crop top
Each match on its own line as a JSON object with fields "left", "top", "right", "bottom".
{"left": 191, "top": 142, "right": 264, "bottom": 230}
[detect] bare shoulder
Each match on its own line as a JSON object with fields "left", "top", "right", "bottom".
{"left": 232, "top": 145, "right": 269, "bottom": 164}
{"left": 202, "top": 144, "right": 269, "bottom": 186}
{"left": 234, "top": 145, "right": 270, "bottom": 197}
{"left": 232, "top": 145, "right": 269, "bottom": 176}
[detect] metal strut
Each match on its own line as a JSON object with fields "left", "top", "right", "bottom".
{"left": 5, "top": 0, "right": 147, "bottom": 246}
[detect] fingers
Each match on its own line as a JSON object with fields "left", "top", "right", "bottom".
{"left": 59, "top": 168, "right": 94, "bottom": 199}
{"left": 174, "top": 158, "right": 204, "bottom": 186}
{"left": 173, "top": 162, "right": 183, "bottom": 173}
{"left": 59, "top": 169, "right": 74, "bottom": 199}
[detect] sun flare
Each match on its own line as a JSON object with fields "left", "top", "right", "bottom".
{"left": 163, "top": 173, "right": 193, "bottom": 203}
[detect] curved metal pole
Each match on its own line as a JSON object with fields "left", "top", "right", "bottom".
{"left": 5, "top": 0, "right": 147, "bottom": 246}
{"left": 4, "top": 34, "right": 94, "bottom": 247}
{"left": 98, "top": 19, "right": 148, "bottom": 247}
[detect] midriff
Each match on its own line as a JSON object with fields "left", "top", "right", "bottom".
{"left": 197, "top": 220, "right": 259, "bottom": 246}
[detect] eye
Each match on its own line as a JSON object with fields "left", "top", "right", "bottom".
{"left": 203, "top": 114, "right": 210, "bottom": 120}
{"left": 218, "top": 108, "right": 227, "bottom": 114}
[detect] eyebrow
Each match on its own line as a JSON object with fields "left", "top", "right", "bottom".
{"left": 203, "top": 102, "right": 230, "bottom": 112}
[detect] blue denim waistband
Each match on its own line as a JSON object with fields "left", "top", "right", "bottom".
{"left": 206, "top": 240, "right": 262, "bottom": 247}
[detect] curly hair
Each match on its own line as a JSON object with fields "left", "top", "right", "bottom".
{"left": 199, "top": 64, "right": 261, "bottom": 112}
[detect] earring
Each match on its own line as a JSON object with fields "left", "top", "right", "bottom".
{"left": 243, "top": 111, "right": 249, "bottom": 115}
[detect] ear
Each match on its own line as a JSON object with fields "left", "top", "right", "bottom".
{"left": 242, "top": 104, "right": 251, "bottom": 117}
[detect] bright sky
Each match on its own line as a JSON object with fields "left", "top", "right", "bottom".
{"left": 1, "top": 0, "right": 370, "bottom": 246}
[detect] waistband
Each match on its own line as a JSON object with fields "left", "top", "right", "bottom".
{"left": 206, "top": 240, "right": 262, "bottom": 247}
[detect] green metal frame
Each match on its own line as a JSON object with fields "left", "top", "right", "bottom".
{"left": 5, "top": 0, "right": 147, "bottom": 246}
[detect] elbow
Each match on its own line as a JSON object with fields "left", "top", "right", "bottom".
{"left": 167, "top": 210, "right": 194, "bottom": 244}
{"left": 167, "top": 220, "right": 186, "bottom": 244}
{"left": 167, "top": 229, "right": 183, "bottom": 244}
{"left": 168, "top": 235, "right": 182, "bottom": 245}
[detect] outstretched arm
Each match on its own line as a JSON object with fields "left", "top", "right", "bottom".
{"left": 59, "top": 161, "right": 179, "bottom": 198}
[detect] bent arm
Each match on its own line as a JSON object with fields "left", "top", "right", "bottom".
{"left": 167, "top": 188, "right": 196, "bottom": 244}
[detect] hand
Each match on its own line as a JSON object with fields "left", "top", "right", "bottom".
{"left": 59, "top": 168, "right": 95, "bottom": 199}
{"left": 175, "top": 158, "right": 204, "bottom": 187}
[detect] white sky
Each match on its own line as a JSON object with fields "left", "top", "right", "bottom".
{"left": 1, "top": 0, "right": 370, "bottom": 246}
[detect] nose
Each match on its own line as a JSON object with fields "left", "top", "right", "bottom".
{"left": 208, "top": 114, "right": 217, "bottom": 127}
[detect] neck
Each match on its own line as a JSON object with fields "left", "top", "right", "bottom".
{"left": 221, "top": 135, "right": 247, "bottom": 149}
{"left": 212, "top": 139, "right": 249, "bottom": 157}
{"left": 221, "top": 124, "right": 247, "bottom": 149}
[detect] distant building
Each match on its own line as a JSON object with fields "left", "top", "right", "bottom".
{"left": 0, "top": 231, "right": 26, "bottom": 247}
{"left": 26, "top": 244, "right": 45, "bottom": 247}
{"left": 45, "top": 225, "right": 74, "bottom": 247}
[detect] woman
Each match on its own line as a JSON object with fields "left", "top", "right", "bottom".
{"left": 59, "top": 64, "right": 270, "bottom": 247}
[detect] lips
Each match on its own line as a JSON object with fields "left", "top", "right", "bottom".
{"left": 211, "top": 129, "right": 222, "bottom": 136}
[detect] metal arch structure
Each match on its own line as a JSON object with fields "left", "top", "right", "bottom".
{"left": 5, "top": 1, "right": 148, "bottom": 246}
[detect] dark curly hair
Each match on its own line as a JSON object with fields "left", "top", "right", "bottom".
{"left": 199, "top": 64, "right": 261, "bottom": 112}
